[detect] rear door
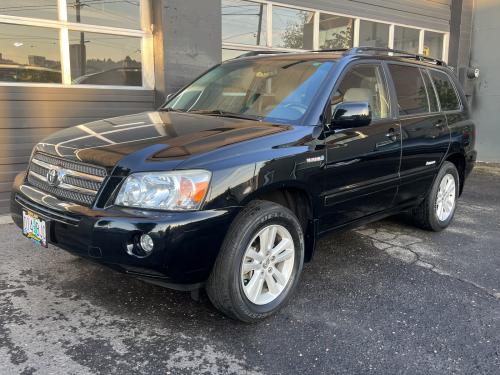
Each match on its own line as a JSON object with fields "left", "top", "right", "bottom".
{"left": 387, "top": 63, "right": 450, "bottom": 204}
{"left": 320, "top": 62, "right": 401, "bottom": 231}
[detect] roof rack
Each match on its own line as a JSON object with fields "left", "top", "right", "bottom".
{"left": 233, "top": 47, "right": 446, "bottom": 66}
{"left": 235, "top": 50, "right": 290, "bottom": 59}
{"left": 346, "top": 47, "right": 446, "bottom": 66}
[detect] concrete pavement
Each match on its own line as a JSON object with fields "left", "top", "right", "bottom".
{"left": 1, "top": 169, "right": 499, "bottom": 374}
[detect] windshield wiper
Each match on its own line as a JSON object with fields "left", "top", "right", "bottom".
{"left": 188, "top": 109, "right": 261, "bottom": 121}
{"left": 159, "top": 107, "right": 186, "bottom": 112}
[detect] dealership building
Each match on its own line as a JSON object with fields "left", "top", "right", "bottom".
{"left": 0, "top": 0, "right": 497, "bottom": 213}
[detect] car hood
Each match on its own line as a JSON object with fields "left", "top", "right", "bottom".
{"left": 34, "top": 111, "right": 295, "bottom": 173}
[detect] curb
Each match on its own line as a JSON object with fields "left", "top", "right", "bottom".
{"left": 0, "top": 215, "right": 13, "bottom": 225}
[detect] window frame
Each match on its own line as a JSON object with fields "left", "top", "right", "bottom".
{"left": 0, "top": 0, "right": 153, "bottom": 90}
{"left": 322, "top": 60, "right": 393, "bottom": 126}
{"left": 221, "top": 0, "right": 450, "bottom": 64}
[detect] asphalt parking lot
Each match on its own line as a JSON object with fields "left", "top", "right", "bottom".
{"left": 1, "top": 168, "right": 499, "bottom": 375}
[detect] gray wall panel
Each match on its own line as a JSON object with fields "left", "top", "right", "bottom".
{"left": 470, "top": 0, "right": 500, "bottom": 161}
{"left": 0, "top": 86, "right": 155, "bottom": 214}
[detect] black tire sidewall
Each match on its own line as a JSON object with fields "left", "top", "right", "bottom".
{"left": 428, "top": 162, "right": 459, "bottom": 230}
{"left": 227, "top": 203, "right": 304, "bottom": 319}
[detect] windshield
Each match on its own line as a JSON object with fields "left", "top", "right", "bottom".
{"left": 164, "top": 58, "right": 336, "bottom": 124}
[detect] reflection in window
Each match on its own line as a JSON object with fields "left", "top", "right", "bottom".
{"left": 222, "top": 0, "right": 266, "bottom": 46}
{"left": 0, "top": 1, "right": 58, "bottom": 20}
{"left": 421, "top": 69, "right": 439, "bottom": 112}
{"left": 424, "top": 31, "right": 444, "bottom": 59}
{"left": 168, "top": 59, "right": 336, "bottom": 124}
{"left": 69, "top": 31, "right": 142, "bottom": 86}
{"left": 394, "top": 26, "right": 419, "bottom": 53}
{"left": 389, "top": 64, "right": 430, "bottom": 115}
{"left": 0, "top": 23, "right": 61, "bottom": 83}
{"left": 429, "top": 70, "right": 460, "bottom": 111}
{"left": 272, "top": 6, "right": 314, "bottom": 49}
{"left": 319, "top": 14, "right": 353, "bottom": 50}
{"left": 222, "top": 49, "right": 250, "bottom": 61}
{"left": 67, "top": 0, "right": 141, "bottom": 30}
{"left": 359, "top": 20, "right": 390, "bottom": 48}
{"left": 332, "top": 64, "right": 389, "bottom": 119}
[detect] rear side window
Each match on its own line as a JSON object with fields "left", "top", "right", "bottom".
{"left": 389, "top": 64, "right": 430, "bottom": 115}
{"left": 429, "top": 70, "right": 461, "bottom": 111}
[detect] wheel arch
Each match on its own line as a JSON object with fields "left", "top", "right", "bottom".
{"left": 242, "top": 184, "right": 318, "bottom": 262}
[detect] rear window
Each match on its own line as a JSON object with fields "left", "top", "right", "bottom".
{"left": 429, "top": 70, "right": 461, "bottom": 111}
{"left": 389, "top": 64, "right": 430, "bottom": 116}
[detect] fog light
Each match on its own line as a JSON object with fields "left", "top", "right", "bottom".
{"left": 139, "top": 234, "right": 154, "bottom": 253}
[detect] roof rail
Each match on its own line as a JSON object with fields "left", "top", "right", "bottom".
{"left": 347, "top": 47, "right": 446, "bottom": 66}
{"left": 235, "top": 50, "right": 290, "bottom": 59}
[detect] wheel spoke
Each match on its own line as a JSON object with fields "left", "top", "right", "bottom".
{"left": 246, "top": 249, "right": 264, "bottom": 263}
{"left": 273, "top": 268, "right": 287, "bottom": 286}
{"left": 259, "top": 226, "right": 277, "bottom": 254}
{"left": 242, "top": 261, "right": 260, "bottom": 273}
{"left": 274, "top": 248, "right": 294, "bottom": 264}
{"left": 265, "top": 272, "right": 281, "bottom": 295}
{"left": 269, "top": 238, "right": 292, "bottom": 258}
{"left": 245, "top": 269, "right": 264, "bottom": 302}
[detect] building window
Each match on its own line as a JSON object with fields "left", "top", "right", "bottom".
{"left": 319, "top": 14, "right": 353, "bottom": 50}
{"left": 220, "top": 1, "right": 449, "bottom": 63}
{"left": 69, "top": 31, "right": 142, "bottom": 86}
{"left": 272, "top": 6, "right": 314, "bottom": 49}
{"left": 0, "top": 1, "right": 58, "bottom": 20}
{"left": 394, "top": 26, "right": 419, "bottom": 54}
{"left": 424, "top": 31, "right": 444, "bottom": 59}
{"left": 222, "top": 0, "right": 267, "bottom": 46}
{"left": 359, "top": 20, "right": 390, "bottom": 48}
{"left": 0, "top": 24, "right": 61, "bottom": 83}
{"left": 0, "top": 0, "right": 153, "bottom": 88}
{"left": 66, "top": 0, "right": 141, "bottom": 30}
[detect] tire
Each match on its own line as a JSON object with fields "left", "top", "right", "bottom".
{"left": 411, "top": 161, "right": 459, "bottom": 232}
{"left": 206, "top": 200, "right": 305, "bottom": 322}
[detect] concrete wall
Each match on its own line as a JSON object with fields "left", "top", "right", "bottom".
{"left": 153, "top": 0, "right": 222, "bottom": 103}
{"left": 470, "top": 0, "right": 500, "bottom": 162}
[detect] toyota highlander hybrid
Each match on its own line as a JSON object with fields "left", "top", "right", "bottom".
{"left": 11, "top": 47, "right": 476, "bottom": 322}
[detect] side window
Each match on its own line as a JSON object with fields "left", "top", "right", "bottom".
{"left": 389, "top": 64, "right": 430, "bottom": 116}
{"left": 331, "top": 64, "right": 390, "bottom": 120}
{"left": 421, "top": 69, "right": 439, "bottom": 112}
{"left": 429, "top": 70, "right": 461, "bottom": 111}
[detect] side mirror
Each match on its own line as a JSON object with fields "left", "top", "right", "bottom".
{"left": 331, "top": 101, "right": 372, "bottom": 130}
{"left": 166, "top": 93, "right": 175, "bottom": 101}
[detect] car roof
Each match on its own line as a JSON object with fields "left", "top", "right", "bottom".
{"left": 227, "top": 47, "right": 448, "bottom": 70}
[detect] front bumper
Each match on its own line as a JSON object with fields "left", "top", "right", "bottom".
{"left": 11, "top": 172, "right": 239, "bottom": 288}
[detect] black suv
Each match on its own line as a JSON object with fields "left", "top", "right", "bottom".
{"left": 11, "top": 48, "right": 476, "bottom": 322}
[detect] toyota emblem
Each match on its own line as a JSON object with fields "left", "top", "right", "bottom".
{"left": 46, "top": 168, "right": 60, "bottom": 186}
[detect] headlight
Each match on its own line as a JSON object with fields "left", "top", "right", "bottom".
{"left": 115, "top": 170, "right": 211, "bottom": 211}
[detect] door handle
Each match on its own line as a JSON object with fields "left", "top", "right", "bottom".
{"left": 385, "top": 128, "right": 399, "bottom": 142}
{"left": 434, "top": 119, "right": 444, "bottom": 128}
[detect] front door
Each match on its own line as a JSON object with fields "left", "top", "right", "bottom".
{"left": 320, "top": 63, "right": 401, "bottom": 232}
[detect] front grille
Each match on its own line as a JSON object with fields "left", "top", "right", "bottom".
{"left": 26, "top": 152, "right": 107, "bottom": 206}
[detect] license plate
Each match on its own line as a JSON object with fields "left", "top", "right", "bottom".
{"left": 22, "top": 210, "right": 48, "bottom": 248}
